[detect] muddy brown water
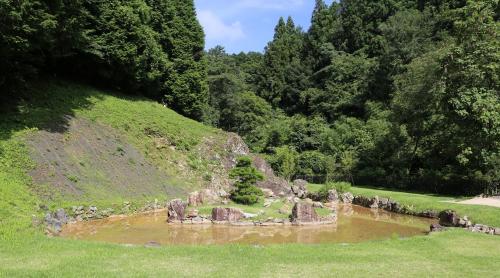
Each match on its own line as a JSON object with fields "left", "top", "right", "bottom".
{"left": 60, "top": 205, "right": 435, "bottom": 245}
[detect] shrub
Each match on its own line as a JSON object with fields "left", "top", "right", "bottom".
{"left": 229, "top": 156, "right": 264, "bottom": 205}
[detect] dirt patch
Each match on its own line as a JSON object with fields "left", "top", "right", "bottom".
{"left": 446, "top": 197, "right": 500, "bottom": 208}
{"left": 26, "top": 116, "right": 184, "bottom": 201}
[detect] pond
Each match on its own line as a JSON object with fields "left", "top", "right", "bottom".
{"left": 60, "top": 205, "right": 435, "bottom": 245}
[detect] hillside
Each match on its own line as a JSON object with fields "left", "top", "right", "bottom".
{"left": 0, "top": 79, "right": 284, "bottom": 235}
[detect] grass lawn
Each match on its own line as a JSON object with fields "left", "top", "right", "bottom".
{"left": 308, "top": 184, "right": 500, "bottom": 228}
{"left": 1, "top": 230, "right": 499, "bottom": 277}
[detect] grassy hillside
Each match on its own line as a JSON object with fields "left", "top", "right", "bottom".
{"left": 0, "top": 80, "right": 226, "bottom": 236}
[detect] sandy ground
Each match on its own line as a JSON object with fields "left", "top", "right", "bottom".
{"left": 446, "top": 197, "right": 500, "bottom": 208}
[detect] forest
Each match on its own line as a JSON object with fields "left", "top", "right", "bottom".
{"left": 1, "top": 0, "right": 499, "bottom": 195}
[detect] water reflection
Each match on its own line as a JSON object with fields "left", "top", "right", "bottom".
{"left": 61, "top": 205, "right": 434, "bottom": 245}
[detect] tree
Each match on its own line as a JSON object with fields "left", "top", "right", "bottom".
{"left": 258, "top": 17, "right": 310, "bottom": 113}
{"left": 229, "top": 157, "right": 264, "bottom": 205}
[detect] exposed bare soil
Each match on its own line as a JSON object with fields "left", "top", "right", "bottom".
{"left": 26, "top": 116, "right": 184, "bottom": 201}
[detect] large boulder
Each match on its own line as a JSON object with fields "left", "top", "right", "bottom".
{"left": 438, "top": 210, "right": 460, "bottom": 227}
{"left": 167, "top": 199, "right": 187, "bottom": 223}
{"left": 291, "top": 179, "right": 308, "bottom": 199}
{"left": 211, "top": 207, "right": 244, "bottom": 222}
{"left": 291, "top": 202, "right": 319, "bottom": 223}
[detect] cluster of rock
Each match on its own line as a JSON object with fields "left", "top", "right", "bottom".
{"left": 433, "top": 210, "right": 500, "bottom": 235}
{"left": 352, "top": 195, "right": 403, "bottom": 213}
{"left": 167, "top": 197, "right": 337, "bottom": 226}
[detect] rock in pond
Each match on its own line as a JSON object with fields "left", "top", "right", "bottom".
{"left": 211, "top": 207, "right": 244, "bottom": 222}
{"left": 167, "top": 199, "right": 187, "bottom": 223}
{"left": 327, "top": 189, "right": 338, "bottom": 202}
{"left": 291, "top": 202, "right": 319, "bottom": 224}
{"left": 438, "top": 210, "right": 460, "bottom": 227}
{"left": 339, "top": 192, "right": 354, "bottom": 204}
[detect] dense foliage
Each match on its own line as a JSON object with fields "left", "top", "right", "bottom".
{"left": 1, "top": 0, "right": 498, "bottom": 195}
{"left": 229, "top": 156, "right": 264, "bottom": 205}
{"left": 206, "top": 0, "right": 499, "bottom": 195}
{"left": 0, "top": 0, "right": 207, "bottom": 119}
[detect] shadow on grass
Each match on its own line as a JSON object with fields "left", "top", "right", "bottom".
{"left": 0, "top": 78, "right": 155, "bottom": 141}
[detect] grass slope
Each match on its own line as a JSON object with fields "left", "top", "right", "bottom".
{"left": 0, "top": 80, "right": 223, "bottom": 236}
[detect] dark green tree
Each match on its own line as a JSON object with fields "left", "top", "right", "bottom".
{"left": 229, "top": 156, "right": 264, "bottom": 205}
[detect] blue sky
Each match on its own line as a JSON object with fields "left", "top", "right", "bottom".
{"left": 195, "top": 0, "right": 333, "bottom": 54}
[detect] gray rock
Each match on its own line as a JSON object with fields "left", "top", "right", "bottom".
{"left": 327, "top": 189, "right": 338, "bottom": 202}
{"left": 370, "top": 196, "right": 379, "bottom": 209}
{"left": 339, "top": 192, "right": 354, "bottom": 204}
{"left": 243, "top": 212, "right": 258, "bottom": 219}
{"left": 291, "top": 179, "right": 308, "bottom": 199}
{"left": 378, "top": 198, "right": 390, "bottom": 209}
{"left": 261, "top": 188, "right": 275, "bottom": 198}
{"left": 430, "top": 223, "right": 445, "bottom": 232}
{"left": 390, "top": 200, "right": 401, "bottom": 213}
{"left": 494, "top": 228, "right": 500, "bottom": 236}
{"left": 438, "top": 210, "right": 460, "bottom": 227}
{"left": 54, "top": 208, "right": 68, "bottom": 224}
{"left": 312, "top": 202, "right": 324, "bottom": 208}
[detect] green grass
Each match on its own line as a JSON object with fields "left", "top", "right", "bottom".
{"left": 1, "top": 230, "right": 499, "bottom": 277}
{"left": 308, "top": 184, "right": 500, "bottom": 227}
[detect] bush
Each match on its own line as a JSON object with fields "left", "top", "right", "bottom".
{"left": 229, "top": 156, "right": 264, "bottom": 205}
{"left": 317, "top": 182, "right": 352, "bottom": 200}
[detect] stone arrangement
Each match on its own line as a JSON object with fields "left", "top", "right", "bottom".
{"left": 41, "top": 182, "right": 500, "bottom": 237}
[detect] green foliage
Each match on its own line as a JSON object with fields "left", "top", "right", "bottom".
{"left": 268, "top": 146, "right": 298, "bottom": 181}
{"left": 229, "top": 157, "right": 264, "bottom": 205}
{"left": 0, "top": 0, "right": 207, "bottom": 119}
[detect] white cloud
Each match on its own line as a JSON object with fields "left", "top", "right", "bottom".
{"left": 198, "top": 10, "right": 245, "bottom": 41}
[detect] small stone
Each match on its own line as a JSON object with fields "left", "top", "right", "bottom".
{"left": 144, "top": 241, "right": 161, "bottom": 248}
{"left": 187, "top": 209, "right": 199, "bottom": 218}
{"left": 494, "top": 228, "right": 500, "bottom": 236}
{"left": 430, "top": 223, "right": 445, "bottom": 232}
{"left": 243, "top": 212, "right": 258, "bottom": 219}
{"left": 261, "top": 188, "right": 275, "bottom": 198}
{"left": 370, "top": 196, "right": 379, "bottom": 209}
{"left": 312, "top": 202, "right": 324, "bottom": 208}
